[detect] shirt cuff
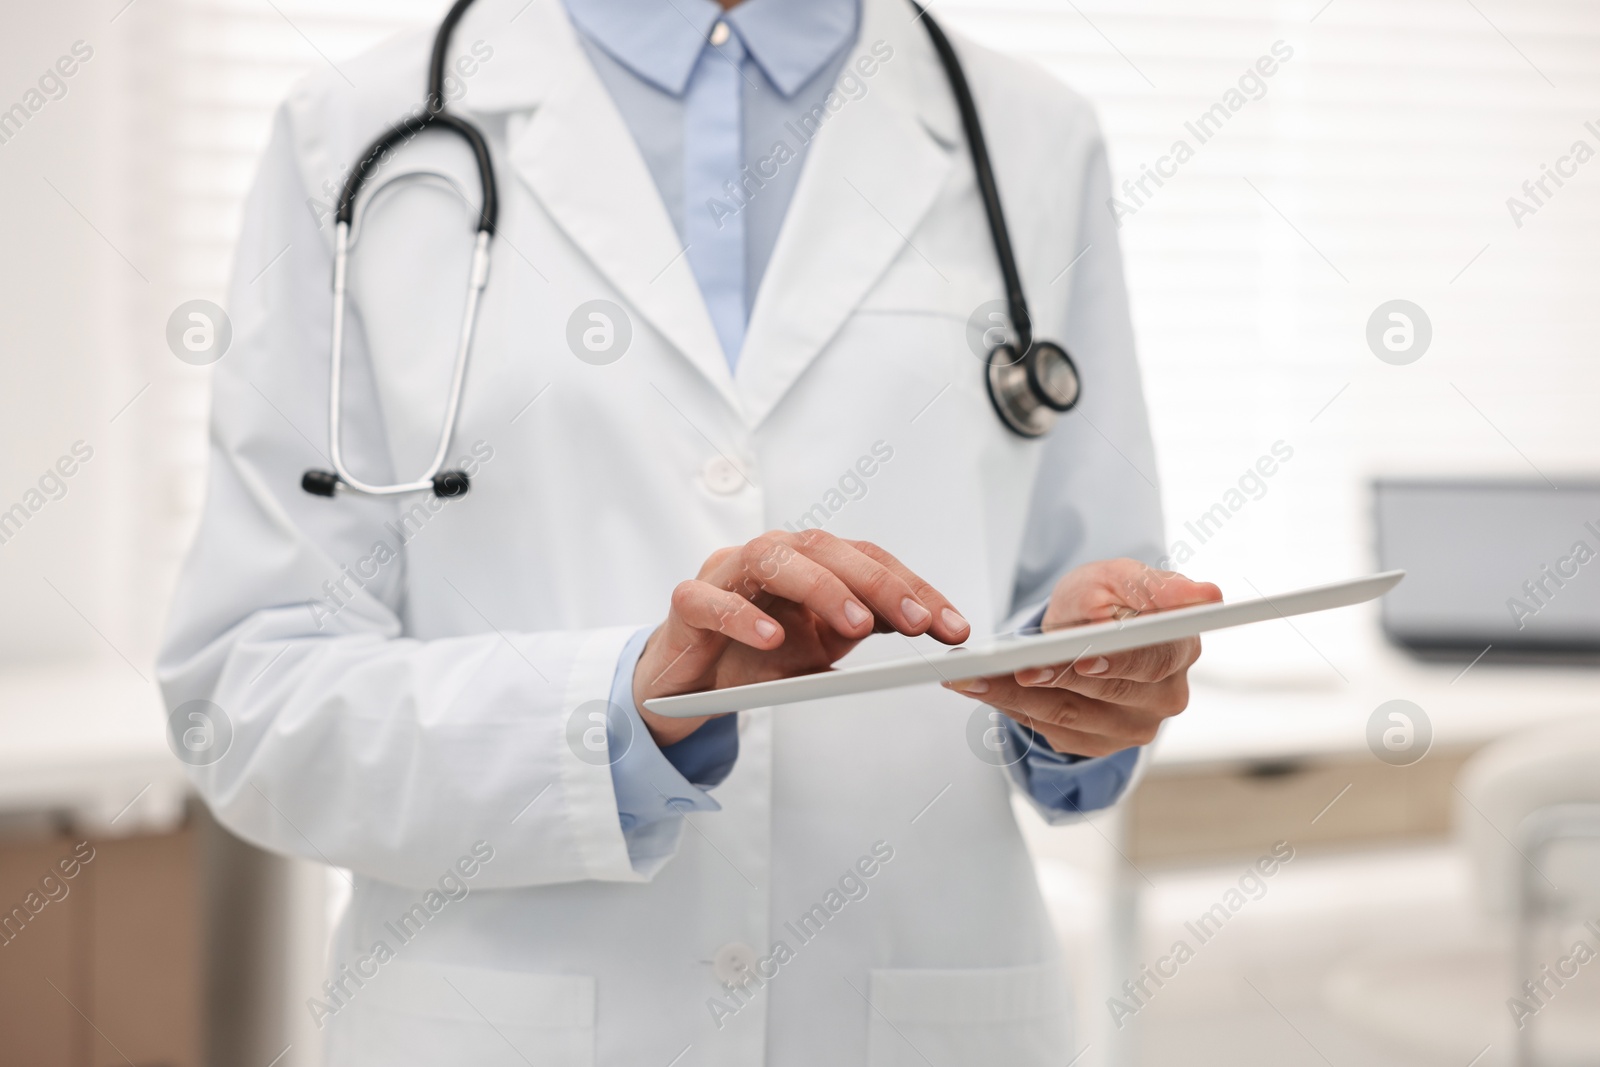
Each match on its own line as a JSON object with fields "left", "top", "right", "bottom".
{"left": 606, "top": 627, "right": 739, "bottom": 835}
{"left": 1004, "top": 720, "right": 1141, "bottom": 814}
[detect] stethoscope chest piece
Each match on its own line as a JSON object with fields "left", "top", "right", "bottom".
{"left": 985, "top": 341, "right": 1081, "bottom": 438}
{"left": 912, "top": 0, "right": 1084, "bottom": 442}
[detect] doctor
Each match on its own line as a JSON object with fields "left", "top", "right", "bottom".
{"left": 158, "top": 0, "right": 1218, "bottom": 1063}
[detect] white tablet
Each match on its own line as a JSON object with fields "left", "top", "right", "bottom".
{"left": 644, "top": 570, "right": 1404, "bottom": 718}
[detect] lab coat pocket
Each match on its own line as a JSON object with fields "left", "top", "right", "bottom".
{"left": 324, "top": 959, "right": 595, "bottom": 1067}
{"left": 864, "top": 962, "right": 1070, "bottom": 1067}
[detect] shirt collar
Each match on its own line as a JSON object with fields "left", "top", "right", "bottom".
{"left": 563, "top": 0, "right": 859, "bottom": 98}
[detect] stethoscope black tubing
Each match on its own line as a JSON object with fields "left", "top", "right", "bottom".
{"left": 428, "top": 0, "right": 481, "bottom": 113}
{"left": 334, "top": 0, "right": 498, "bottom": 235}
{"left": 909, "top": 1, "right": 1035, "bottom": 358}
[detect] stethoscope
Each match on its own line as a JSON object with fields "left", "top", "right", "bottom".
{"left": 907, "top": 2, "right": 1082, "bottom": 439}
{"left": 303, "top": 0, "right": 1079, "bottom": 500}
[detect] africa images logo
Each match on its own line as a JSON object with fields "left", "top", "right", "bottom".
{"left": 167, "top": 699, "right": 233, "bottom": 767}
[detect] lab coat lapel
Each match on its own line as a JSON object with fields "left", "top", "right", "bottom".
{"left": 737, "top": 0, "right": 958, "bottom": 428}
{"left": 467, "top": 0, "right": 739, "bottom": 414}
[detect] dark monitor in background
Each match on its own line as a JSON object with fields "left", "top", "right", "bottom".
{"left": 1373, "top": 479, "right": 1600, "bottom": 659}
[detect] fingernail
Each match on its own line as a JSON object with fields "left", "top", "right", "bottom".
{"left": 948, "top": 677, "right": 990, "bottom": 694}
{"left": 843, "top": 600, "right": 871, "bottom": 628}
{"left": 1078, "top": 656, "right": 1109, "bottom": 675}
{"left": 1019, "top": 667, "right": 1053, "bottom": 685}
{"left": 941, "top": 607, "right": 970, "bottom": 633}
{"left": 754, "top": 619, "right": 778, "bottom": 641}
{"left": 901, "top": 598, "right": 931, "bottom": 626}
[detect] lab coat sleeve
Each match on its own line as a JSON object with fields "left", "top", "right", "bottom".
{"left": 156, "top": 104, "right": 656, "bottom": 890}
{"left": 999, "top": 120, "right": 1168, "bottom": 824}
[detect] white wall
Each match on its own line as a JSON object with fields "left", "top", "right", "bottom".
{"left": 0, "top": 4, "right": 132, "bottom": 664}
{"left": 0, "top": 1, "right": 448, "bottom": 672}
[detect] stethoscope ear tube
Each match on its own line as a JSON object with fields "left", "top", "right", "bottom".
{"left": 432, "top": 470, "right": 471, "bottom": 497}
{"left": 305, "top": 220, "right": 489, "bottom": 500}
{"left": 302, "top": 470, "right": 341, "bottom": 497}
{"left": 300, "top": 469, "right": 473, "bottom": 499}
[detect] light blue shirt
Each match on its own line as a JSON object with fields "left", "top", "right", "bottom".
{"left": 563, "top": 0, "right": 1141, "bottom": 861}
{"left": 566, "top": 0, "right": 857, "bottom": 366}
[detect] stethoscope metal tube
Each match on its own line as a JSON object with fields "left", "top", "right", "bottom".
{"left": 302, "top": 223, "right": 490, "bottom": 499}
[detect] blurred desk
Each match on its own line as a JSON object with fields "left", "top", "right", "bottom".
{"left": 1159, "top": 644, "right": 1600, "bottom": 768}
{"left": 0, "top": 661, "right": 187, "bottom": 834}
{"left": 0, "top": 662, "right": 367, "bottom": 1067}
{"left": 7, "top": 654, "right": 1597, "bottom": 1067}
{"left": 0, "top": 661, "right": 200, "bottom": 1066}
{"left": 1049, "top": 646, "right": 1600, "bottom": 1067}
{"left": 1131, "top": 647, "right": 1600, "bottom": 864}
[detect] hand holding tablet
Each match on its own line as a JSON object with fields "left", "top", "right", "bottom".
{"left": 644, "top": 570, "right": 1404, "bottom": 719}
{"left": 940, "top": 558, "right": 1224, "bottom": 757}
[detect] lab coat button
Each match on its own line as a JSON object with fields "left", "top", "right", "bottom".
{"left": 712, "top": 941, "right": 758, "bottom": 983}
{"left": 700, "top": 456, "right": 747, "bottom": 495}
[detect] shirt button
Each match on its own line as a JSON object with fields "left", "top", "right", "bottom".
{"left": 700, "top": 455, "right": 747, "bottom": 495}
{"left": 712, "top": 941, "right": 758, "bottom": 984}
{"left": 709, "top": 21, "right": 730, "bottom": 46}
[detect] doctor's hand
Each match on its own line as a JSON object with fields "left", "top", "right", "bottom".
{"left": 942, "top": 559, "right": 1221, "bottom": 759}
{"left": 634, "top": 530, "right": 971, "bottom": 747}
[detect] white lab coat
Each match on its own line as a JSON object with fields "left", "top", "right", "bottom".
{"left": 157, "top": 0, "right": 1165, "bottom": 1063}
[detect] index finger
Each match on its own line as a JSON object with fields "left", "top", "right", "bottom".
{"left": 842, "top": 538, "right": 971, "bottom": 644}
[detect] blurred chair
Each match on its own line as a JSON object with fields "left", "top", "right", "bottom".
{"left": 1318, "top": 715, "right": 1600, "bottom": 1067}
{"left": 1457, "top": 715, "right": 1600, "bottom": 1067}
